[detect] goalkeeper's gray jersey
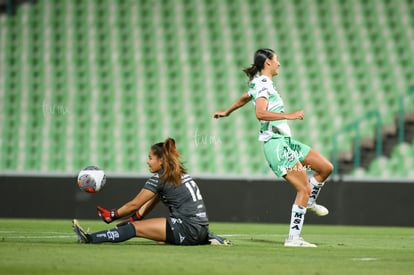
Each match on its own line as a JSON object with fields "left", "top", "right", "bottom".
{"left": 143, "top": 173, "right": 209, "bottom": 225}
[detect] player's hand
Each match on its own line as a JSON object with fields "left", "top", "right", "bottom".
{"left": 97, "top": 205, "right": 119, "bottom": 224}
{"left": 213, "top": 110, "right": 228, "bottom": 119}
{"left": 116, "top": 212, "right": 142, "bottom": 227}
{"left": 288, "top": 110, "right": 304, "bottom": 120}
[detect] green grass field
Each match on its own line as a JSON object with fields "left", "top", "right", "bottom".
{"left": 0, "top": 219, "right": 413, "bottom": 275}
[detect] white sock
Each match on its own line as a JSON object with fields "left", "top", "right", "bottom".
{"left": 288, "top": 204, "right": 306, "bottom": 240}
{"left": 307, "top": 176, "right": 324, "bottom": 207}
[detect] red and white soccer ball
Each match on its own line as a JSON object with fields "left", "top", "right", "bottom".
{"left": 77, "top": 166, "right": 106, "bottom": 193}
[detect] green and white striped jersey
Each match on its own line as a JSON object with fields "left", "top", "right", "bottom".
{"left": 247, "top": 74, "right": 292, "bottom": 141}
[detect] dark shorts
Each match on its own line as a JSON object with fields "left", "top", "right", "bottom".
{"left": 165, "top": 217, "right": 209, "bottom": 245}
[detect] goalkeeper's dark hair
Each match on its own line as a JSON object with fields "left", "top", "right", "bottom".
{"left": 243, "top": 48, "right": 275, "bottom": 81}
{"left": 151, "top": 138, "right": 187, "bottom": 186}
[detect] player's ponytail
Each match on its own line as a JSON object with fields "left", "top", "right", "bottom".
{"left": 243, "top": 48, "right": 275, "bottom": 81}
{"left": 162, "top": 138, "right": 187, "bottom": 186}
{"left": 151, "top": 138, "right": 187, "bottom": 186}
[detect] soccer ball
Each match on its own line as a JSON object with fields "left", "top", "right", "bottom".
{"left": 77, "top": 166, "right": 106, "bottom": 193}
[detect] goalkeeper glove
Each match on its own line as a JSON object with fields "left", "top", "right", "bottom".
{"left": 116, "top": 212, "right": 142, "bottom": 227}
{"left": 97, "top": 205, "right": 119, "bottom": 224}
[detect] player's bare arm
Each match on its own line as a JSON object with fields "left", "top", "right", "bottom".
{"left": 137, "top": 196, "right": 160, "bottom": 217}
{"left": 255, "top": 97, "right": 304, "bottom": 121}
{"left": 213, "top": 92, "right": 252, "bottom": 119}
{"left": 117, "top": 189, "right": 158, "bottom": 217}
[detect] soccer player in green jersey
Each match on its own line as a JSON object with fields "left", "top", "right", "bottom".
{"left": 214, "top": 49, "right": 333, "bottom": 247}
{"left": 73, "top": 138, "right": 230, "bottom": 246}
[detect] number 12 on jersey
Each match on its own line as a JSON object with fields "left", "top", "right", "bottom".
{"left": 185, "top": 180, "right": 203, "bottom": 202}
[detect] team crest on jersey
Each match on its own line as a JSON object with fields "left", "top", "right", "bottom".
{"left": 261, "top": 78, "right": 267, "bottom": 82}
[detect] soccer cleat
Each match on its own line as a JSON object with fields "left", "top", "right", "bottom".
{"left": 72, "top": 219, "right": 91, "bottom": 243}
{"left": 284, "top": 237, "right": 317, "bottom": 247}
{"left": 307, "top": 204, "right": 329, "bottom": 216}
{"left": 208, "top": 232, "right": 232, "bottom": 246}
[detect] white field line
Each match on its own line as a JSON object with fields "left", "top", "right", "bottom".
{"left": 2, "top": 232, "right": 413, "bottom": 241}
{"left": 0, "top": 230, "right": 74, "bottom": 239}
{"left": 0, "top": 232, "right": 285, "bottom": 239}
{"left": 3, "top": 235, "right": 74, "bottom": 239}
{"left": 351, "top": 258, "right": 379, "bottom": 261}
{"left": 220, "top": 234, "right": 286, "bottom": 238}
{"left": 0, "top": 231, "right": 71, "bottom": 234}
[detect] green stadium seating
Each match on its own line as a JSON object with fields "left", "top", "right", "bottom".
{"left": 0, "top": 0, "right": 413, "bottom": 177}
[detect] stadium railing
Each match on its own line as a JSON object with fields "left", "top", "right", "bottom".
{"left": 332, "top": 86, "right": 414, "bottom": 176}
{"left": 332, "top": 109, "right": 382, "bottom": 175}
{"left": 397, "top": 86, "right": 414, "bottom": 143}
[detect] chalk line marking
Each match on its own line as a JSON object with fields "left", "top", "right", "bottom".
{"left": 351, "top": 258, "right": 379, "bottom": 261}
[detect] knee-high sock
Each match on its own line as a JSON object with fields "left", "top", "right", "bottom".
{"left": 90, "top": 223, "right": 136, "bottom": 243}
{"left": 307, "top": 176, "right": 324, "bottom": 207}
{"left": 288, "top": 204, "right": 306, "bottom": 240}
